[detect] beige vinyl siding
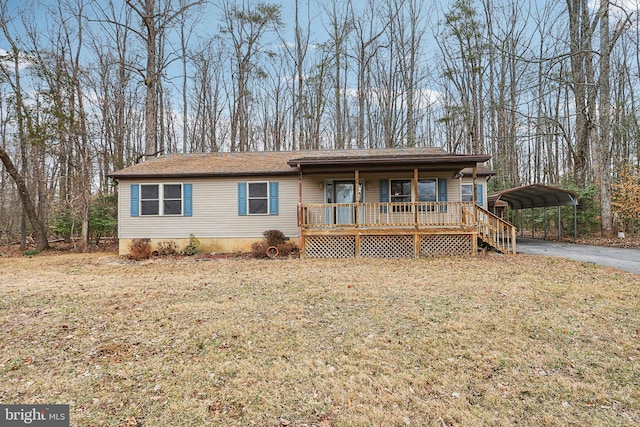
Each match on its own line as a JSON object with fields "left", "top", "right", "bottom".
{"left": 301, "top": 176, "right": 325, "bottom": 204}
{"left": 118, "top": 176, "right": 299, "bottom": 239}
{"left": 298, "top": 172, "right": 470, "bottom": 203}
{"left": 358, "top": 172, "right": 463, "bottom": 203}
{"left": 117, "top": 173, "right": 488, "bottom": 240}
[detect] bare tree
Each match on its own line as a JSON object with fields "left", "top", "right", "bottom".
{"left": 189, "top": 39, "right": 227, "bottom": 152}
{"left": 218, "top": 0, "right": 283, "bottom": 152}
{"left": 120, "top": 0, "right": 204, "bottom": 160}
{"left": 89, "top": 0, "right": 138, "bottom": 184}
{"left": 349, "top": 0, "right": 391, "bottom": 149}
{"left": 436, "top": 0, "right": 487, "bottom": 155}
{"left": 0, "top": 3, "right": 49, "bottom": 251}
{"left": 323, "top": 0, "right": 352, "bottom": 149}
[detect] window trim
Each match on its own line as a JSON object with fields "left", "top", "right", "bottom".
{"left": 417, "top": 179, "right": 437, "bottom": 202}
{"left": 461, "top": 183, "right": 474, "bottom": 202}
{"left": 247, "top": 181, "right": 269, "bottom": 216}
{"left": 389, "top": 179, "right": 412, "bottom": 203}
{"left": 140, "top": 184, "right": 160, "bottom": 216}
{"left": 138, "top": 183, "right": 184, "bottom": 217}
{"left": 387, "top": 178, "right": 442, "bottom": 203}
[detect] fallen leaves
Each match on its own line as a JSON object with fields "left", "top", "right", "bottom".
{"left": 0, "top": 253, "right": 639, "bottom": 426}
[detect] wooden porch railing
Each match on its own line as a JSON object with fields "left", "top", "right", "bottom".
{"left": 300, "top": 202, "right": 517, "bottom": 254}
{"left": 301, "top": 201, "right": 477, "bottom": 229}
{"left": 476, "top": 205, "right": 517, "bottom": 254}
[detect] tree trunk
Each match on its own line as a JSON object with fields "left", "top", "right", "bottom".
{"left": 143, "top": 0, "right": 158, "bottom": 159}
{"left": 566, "top": 0, "right": 590, "bottom": 187}
{"left": 598, "top": 0, "right": 613, "bottom": 235}
{"left": 0, "top": 148, "right": 49, "bottom": 251}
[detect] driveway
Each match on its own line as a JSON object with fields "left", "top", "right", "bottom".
{"left": 516, "top": 238, "right": 640, "bottom": 275}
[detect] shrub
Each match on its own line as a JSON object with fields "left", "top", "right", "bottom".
{"left": 276, "top": 242, "right": 298, "bottom": 257}
{"left": 183, "top": 234, "right": 200, "bottom": 256}
{"left": 251, "top": 230, "right": 299, "bottom": 258}
{"left": 263, "top": 230, "right": 286, "bottom": 246}
{"left": 251, "top": 240, "right": 269, "bottom": 258}
{"left": 129, "top": 238, "right": 152, "bottom": 260}
{"left": 49, "top": 194, "right": 118, "bottom": 245}
{"left": 89, "top": 194, "right": 118, "bottom": 244}
{"left": 156, "top": 241, "right": 178, "bottom": 256}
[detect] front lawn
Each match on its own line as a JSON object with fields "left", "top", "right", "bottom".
{"left": 1, "top": 253, "right": 638, "bottom": 426}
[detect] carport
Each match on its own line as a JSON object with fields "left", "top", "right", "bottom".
{"left": 488, "top": 184, "right": 579, "bottom": 241}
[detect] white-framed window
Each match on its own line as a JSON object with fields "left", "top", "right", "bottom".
{"left": 390, "top": 179, "right": 412, "bottom": 203}
{"left": 389, "top": 179, "right": 439, "bottom": 203}
{"left": 418, "top": 179, "right": 437, "bottom": 202}
{"left": 248, "top": 181, "right": 268, "bottom": 215}
{"left": 140, "top": 183, "right": 182, "bottom": 216}
{"left": 140, "top": 184, "right": 160, "bottom": 215}
{"left": 461, "top": 184, "right": 474, "bottom": 202}
{"left": 238, "top": 181, "right": 279, "bottom": 216}
{"left": 461, "top": 182, "right": 484, "bottom": 207}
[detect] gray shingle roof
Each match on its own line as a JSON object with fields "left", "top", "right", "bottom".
{"left": 109, "top": 148, "right": 492, "bottom": 179}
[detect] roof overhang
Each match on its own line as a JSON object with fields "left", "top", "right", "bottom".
{"left": 108, "top": 170, "right": 298, "bottom": 180}
{"left": 107, "top": 149, "right": 493, "bottom": 181}
{"left": 287, "top": 154, "right": 491, "bottom": 173}
{"left": 489, "top": 184, "right": 579, "bottom": 210}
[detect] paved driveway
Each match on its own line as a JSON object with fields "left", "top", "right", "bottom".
{"left": 516, "top": 238, "right": 640, "bottom": 274}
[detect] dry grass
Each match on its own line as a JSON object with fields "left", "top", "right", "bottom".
{"left": 1, "top": 253, "right": 639, "bottom": 426}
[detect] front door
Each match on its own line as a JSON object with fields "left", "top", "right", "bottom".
{"left": 325, "top": 181, "right": 364, "bottom": 224}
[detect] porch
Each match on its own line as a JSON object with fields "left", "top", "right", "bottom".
{"left": 298, "top": 201, "right": 516, "bottom": 258}
{"left": 286, "top": 148, "right": 516, "bottom": 258}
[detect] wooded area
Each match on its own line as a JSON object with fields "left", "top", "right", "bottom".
{"left": 1, "top": 0, "right": 639, "bottom": 251}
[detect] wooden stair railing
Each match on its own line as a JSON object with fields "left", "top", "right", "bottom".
{"left": 475, "top": 205, "right": 517, "bottom": 254}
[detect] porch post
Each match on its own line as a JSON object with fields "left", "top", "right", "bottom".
{"left": 472, "top": 166, "right": 478, "bottom": 226}
{"left": 297, "top": 164, "right": 304, "bottom": 256}
{"left": 472, "top": 166, "right": 478, "bottom": 204}
{"left": 413, "top": 168, "right": 418, "bottom": 228}
{"left": 354, "top": 169, "right": 360, "bottom": 257}
{"left": 354, "top": 169, "right": 360, "bottom": 227}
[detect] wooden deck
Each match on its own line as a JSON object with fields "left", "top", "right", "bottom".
{"left": 299, "top": 202, "right": 516, "bottom": 257}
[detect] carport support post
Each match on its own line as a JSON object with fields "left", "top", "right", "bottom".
{"left": 574, "top": 201, "right": 578, "bottom": 242}
{"left": 543, "top": 207, "right": 547, "bottom": 240}
{"left": 531, "top": 207, "right": 534, "bottom": 238}
{"left": 558, "top": 206, "right": 562, "bottom": 240}
{"left": 519, "top": 210, "right": 523, "bottom": 237}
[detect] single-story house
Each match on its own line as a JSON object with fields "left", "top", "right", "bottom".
{"left": 108, "top": 148, "right": 517, "bottom": 257}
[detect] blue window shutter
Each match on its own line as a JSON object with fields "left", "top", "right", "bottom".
{"left": 379, "top": 179, "right": 389, "bottom": 213}
{"left": 269, "top": 182, "right": 279, "bottom": 215}
{"left": 438, "top": 179, "right": 448, "bottom": 202}
{"left": 438, "top": 179, "right": 448, "bottom": 212}
{"left": 183, "top": 184, "right": 192, "bottom": 216}
{"left": 477, "top": 184, "right": 484, "bottom": 207}
{"left": 238, "top": 182, "right": 247, "bottom": 216}
{"left": 130, "top": 184, "right": 139, "bottom": 217}
{"left": 379, "top": 180, "right": 389, "bottom": 202}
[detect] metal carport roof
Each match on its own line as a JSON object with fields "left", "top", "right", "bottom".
{"left": 488, "top": 184, "right": 578, "bottom": 210}
{"left": 488, "top": 184, "right": 579, "bottom": 241}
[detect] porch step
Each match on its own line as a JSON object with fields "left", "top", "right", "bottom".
{"left": 477, "top": 235, "right": 504, "bottom": 253}
{"left": 475, "top": 205, "right": 517, "bottom": 254}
